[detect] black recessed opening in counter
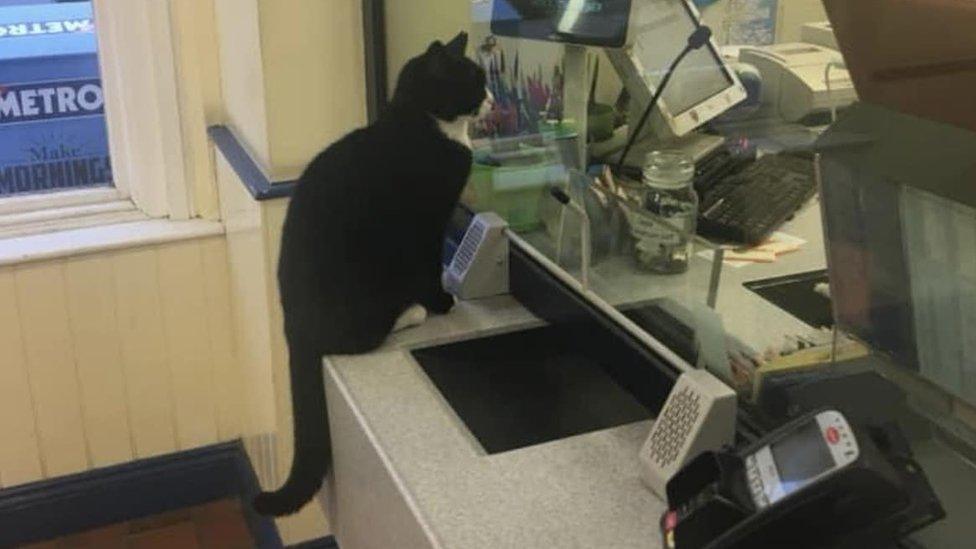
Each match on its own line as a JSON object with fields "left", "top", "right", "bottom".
{"left": 412, "top": 317, "right": 668, "bottom": 455}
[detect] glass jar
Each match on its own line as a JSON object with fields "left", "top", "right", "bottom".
{"left": 631, "top": 151, "right": 698, "bottom": 274}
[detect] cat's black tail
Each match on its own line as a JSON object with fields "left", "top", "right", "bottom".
{"left": 253, "top": 342, "right": 331, "bottom": 517}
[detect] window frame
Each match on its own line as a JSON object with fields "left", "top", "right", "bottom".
{"left": 0, "top": 0, "right": 196, "bottom": 234}
{"left": 0, "top": 187, "right": 125, "bottom": 217}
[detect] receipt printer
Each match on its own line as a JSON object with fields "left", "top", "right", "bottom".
{"left": 739, "top": 43, "right": 856, "bottom": 123}
{"left": 660, "top": 409, "right": 944, "bottom": 549}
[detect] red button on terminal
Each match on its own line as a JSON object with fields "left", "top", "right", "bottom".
{"left": 826, "top": 427, "right": 840, "bottom": 445}
{"left": 665, "top": 511, "right": 678, "bottom": 531}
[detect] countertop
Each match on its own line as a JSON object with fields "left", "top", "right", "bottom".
{"left": 319, "top": 194, "right": 825, "bottom": 548}
{"left": 322, "top": 295, "right": 668, "bottom": 549}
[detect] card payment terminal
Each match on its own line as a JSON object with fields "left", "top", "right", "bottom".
{"left": 661, "top": 409, "right": 944, "bottom": 549}
{"left": 744, "top": 410, "right": 858, "bottom": 510}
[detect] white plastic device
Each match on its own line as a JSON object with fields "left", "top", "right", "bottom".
{"left": 605, "top": 0, "right": 747, "bottom": 165}
{"left": 639, "top": 368, "right": 737, "bottom": 499}
{"left": 744, "top": 410, "right": 860, "bottom": 509}
{"left": 800, "top": 21, "right": 838, "bottom": 50}
{"left": 739, "top": 42, "right": 857, "bottom": 123}
{"left": 443, "top": 212, "right": 509, "bottom": 300}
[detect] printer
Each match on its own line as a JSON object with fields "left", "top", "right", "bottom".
{"left": 801, "top": 21, "right": 839, "bottom": 50}
{"left": 739, "top": 42, "right": 857, "bottom": 124}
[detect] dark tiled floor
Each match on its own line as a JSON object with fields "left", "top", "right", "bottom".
{"left": 21, "top": 499, "right": 255, "bottom": 549}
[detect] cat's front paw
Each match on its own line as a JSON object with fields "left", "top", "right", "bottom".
{"left": 393, "top": 304, "right": 428, "bottom": 333}
{"left": 424, "top": 290, "right": 456, "bottom": 315}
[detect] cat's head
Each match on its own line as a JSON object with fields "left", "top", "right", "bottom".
{"left": 392, "top": 32, "right": 490, "bottom": 122}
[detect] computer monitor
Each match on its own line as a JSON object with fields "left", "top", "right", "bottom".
{"left": 491, "top": 0, "right": 634, "bottom": 48}
{"left": 490, "top": 0, "right": 745, "bottom": 164}
{"left": 606, "top": 0, "right": 746, "bottom": 159}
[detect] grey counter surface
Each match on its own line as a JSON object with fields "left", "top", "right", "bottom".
{"left": 321, "top": 200, "right": 826, "bottom": 549}
{"left": 322, "top": 296, "right": 667, "bottom": 549}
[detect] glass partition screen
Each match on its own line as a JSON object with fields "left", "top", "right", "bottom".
{"left": 380, "top": 2, "right": 976, "bottom": 544}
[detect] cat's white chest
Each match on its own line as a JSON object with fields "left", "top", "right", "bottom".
{"left": 436, "top": 117, "right": 473, "bottom": 150}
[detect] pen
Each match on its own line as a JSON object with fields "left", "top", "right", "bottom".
{"left": 702, "top": 198, "right": 725, "bottom": 219}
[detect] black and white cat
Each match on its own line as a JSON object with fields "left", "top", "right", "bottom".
{"left": 253, "top": 32, "right": 490, "bottom": 517}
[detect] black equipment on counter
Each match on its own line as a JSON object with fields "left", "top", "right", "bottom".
{"left": 660, "top": 409, "right": 944, "bottom": 549}
{"left": 695, "top": 152, "right": 817, "bottom": 246}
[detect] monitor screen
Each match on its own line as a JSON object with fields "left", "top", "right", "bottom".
{"left": 631, "top": 0, "right": 733, "bottom": 115}
{"left": 491, "top": 0, "right": 633, "bottom": 47}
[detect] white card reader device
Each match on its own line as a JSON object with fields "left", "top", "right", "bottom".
{"left": 443, "top": 212, "right": 509, "bottom": 300}
{"left": 639, "top": 368, "right": 736, "bottom": 499}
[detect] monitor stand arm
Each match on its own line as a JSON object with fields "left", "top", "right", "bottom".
{"left": 564, "top": 42, "right": 724, "bottom": 173}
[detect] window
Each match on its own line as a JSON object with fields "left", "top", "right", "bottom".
{"left": 0, "top": 0, "right": 207, "bottom": 238}
{"left": 0, "top": 0, "right": 113, "bottom": 199}
{"left": 0, "top": 0, "right": 138, "bottom": 238}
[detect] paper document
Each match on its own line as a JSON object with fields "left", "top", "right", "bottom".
{"left": 698, "top": 232, "right": 806, "bottom": 268}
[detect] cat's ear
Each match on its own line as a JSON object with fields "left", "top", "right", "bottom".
{"left": 425, "top": 40, "right": 450, "bottom": 77}
{"left": 445, "top": 31, "right": 468, "bottom": 56}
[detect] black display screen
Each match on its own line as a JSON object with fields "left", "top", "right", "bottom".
{"left": 491, "top": 0, "right": 634, "bottom": 47}
{"left": 770, "top": 420, "right": 835, "bottom": 494}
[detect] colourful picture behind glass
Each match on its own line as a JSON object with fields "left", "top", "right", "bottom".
{"left": 0, "top": 1, "right": 111, "bottom": 197}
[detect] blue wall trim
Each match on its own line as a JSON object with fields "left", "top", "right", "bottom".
{"left": 208, "top": 125, "right": 297, "bottom": 201}
{"left": 288, "top": 536, "right": 339, "bottom": 549}
{"left": 0, "top": 441, "right": 285, "bottom": 548}
{"left": 235, "top": 442, "right": 288, "bottom": 548}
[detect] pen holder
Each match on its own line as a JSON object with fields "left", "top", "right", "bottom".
{"left": 587, "top": 103, "right": 616, "bottom": 143}
{"left": 463, "top": 122, "right": 579, "bottom": 232}
{"left": 545, "top": 170, "right": 618, "bottom": 269}
{"left": 463, "top": 141, "right": 567, "bottom": 232}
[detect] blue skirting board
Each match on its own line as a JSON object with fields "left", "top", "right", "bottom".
{"left": 0, "top": 440, "right": 336, "bottom": 549}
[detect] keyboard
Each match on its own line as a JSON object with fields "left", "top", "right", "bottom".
{"left": 696, "top": 153, "right": 817, "bottom": 245}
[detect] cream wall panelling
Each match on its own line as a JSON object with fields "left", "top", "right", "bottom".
{"left": 113, "top": 247, "right": 179, "bottom": 459}
{"left": 214, "top": 0, "right": 368, "bottom": 181}
{"left": 64, "top": 256, "right": 134, "bottom": 468}
{"left": 169, "top": 0, "right": 224, "bottom": 221}
{"left": 258, "top": 0, "right": 368, "bottom": 178}
{"left": 384, "top": 0, "right": 472, "bottom": 98}
{"left": 201, "top": 238, "right": 245, "bottom": 441}
{"left": 214, "top": 0, "right": 273, "bottom": 175}
{"left": 157, "top": 243, "right": 220, "bottom": 449}
{"left": 215, "top": 148, "right": 329, "bottom": 541}
{"left": 0, "top": 270, "right": 44, "bottom": 487}
{"left": 215, "top": 153, "right": 278, "bottom": 438}
{"left": 14, "top": 262, "right": 90, "bottom": 478}
{"left": 0, "top": 236, "right": 240, "bottom": 489}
